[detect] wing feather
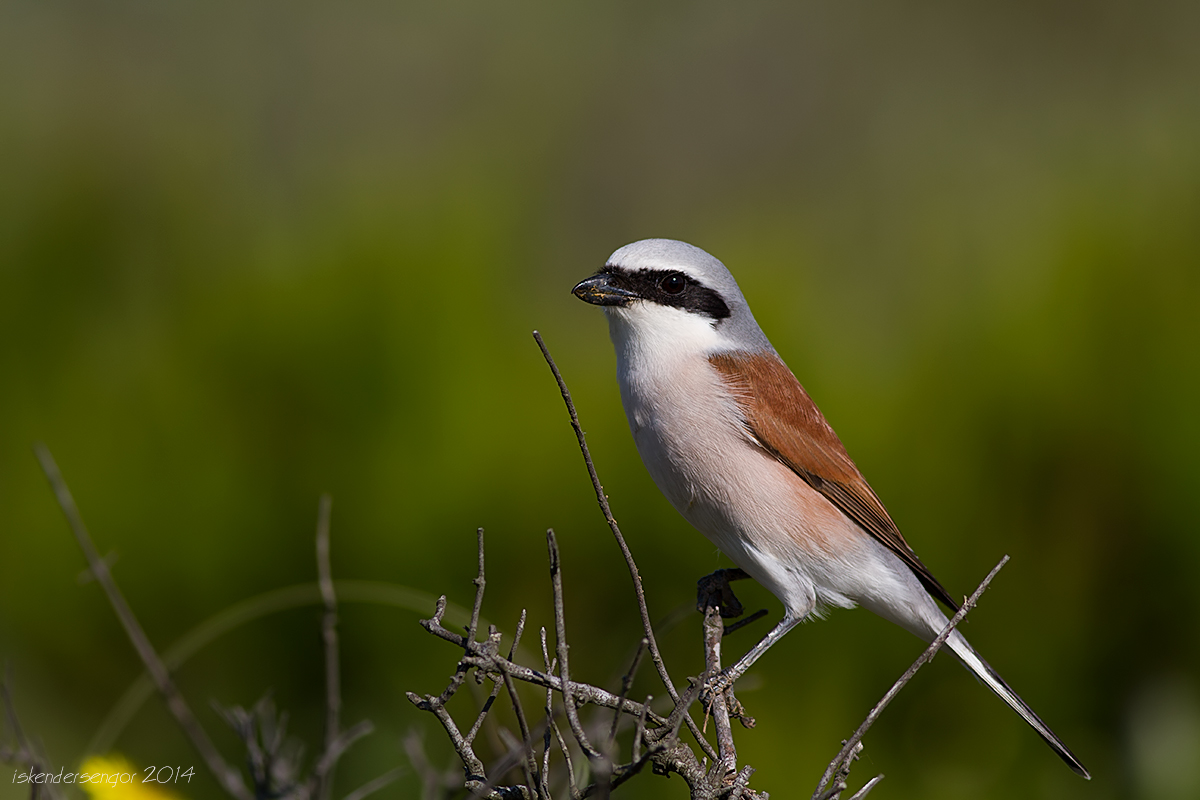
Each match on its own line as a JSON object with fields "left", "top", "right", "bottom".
{"left": 709, "top": 352, "right": 959, "bottom": 611}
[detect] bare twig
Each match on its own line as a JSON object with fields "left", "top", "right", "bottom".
{"left": 499, "top": 612, "right": 542, "bottom": 798}
{"left": 632, "top": 694, "right": 652, "bottom": 765}
{"left": 452, "top": 651, "right": 664, "bottom": 724}
{"left": 34, "top": 444, "right": 252, "bottom": 800}
{"left": 599, "top": 684, "right": 705, "bottom": 797}
{"left": 606, "top": 638, "right": 648, "bottom": 752}
{"left": 1, "top": 666, "right": 30, "bottom": 761}
{"left": 441, "top": 530, "right": 492, "bottom": 710}
{"left": 465, "top": 676, "right": 506, "bottom": 750}
{"left": 813, "top": 742, "right": 861, "bottom": 800}
{"left": 846, "top": 774, "right": 884, "bottom": 800}
{"left": 342, "top": 766, "right": 405, "bottom": 800}
{"left": 2, "top": 666, "right": 67, "bottom": 800}
{"left": 469, "top": 528, "right": 488, "bottom": 642}
{"left": 811, "top": 555, "right": 1010, "bottom": 800}
{"left": 727, "top": 765, "right": 756, "bottom": 800}
{"left": 541, "top": 628, "right": 576, "bottom": 798}
{"left": 702, "top": 606, "right": 737, "bottom": 780}
{"left": 315, "top": 493, "right": 340, "bottom": 800}
{"left": 533, "top": 331, "right": 716, "bottom": 763}
{"left": 546, "top": 529, "right": 600, "bottom": 761}
{"left": 311, "top": 721, "right": 373, "bottom": 790}
{"left": 473, "top": 617, "right": 550, "bottom": 797}
{"left": 404, "top": 730, "right": 453, "bottom": 800}
{"left": 463, "top": 534, "right": 503, "bottom": 749}
{"left": 405, "top": 694, "right": 488, "bottom": 789}
{"left": 696, "top": 571, "right": 756, "bottom": 731}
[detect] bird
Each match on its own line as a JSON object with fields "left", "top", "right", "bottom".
{"left": 571, "top": 238, "right": 1089, "bottom": 778}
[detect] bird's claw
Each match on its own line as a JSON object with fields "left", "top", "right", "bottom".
{"left": 696, "top": 568, "right": 748, "bottom": 618}
{"left": 699, "top": 670, "right": 757, "bottom": 728}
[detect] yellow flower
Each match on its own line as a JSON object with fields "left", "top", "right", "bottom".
{"left": 78, "top": 755, "right": 187, "bottom": 800}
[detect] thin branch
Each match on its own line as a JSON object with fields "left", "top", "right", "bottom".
{"left": 494, "top": 729, "right": 536, "bottom": 797}
{"left": 471, "top": 619, "right": 544, "bottom": 797}
{"left": 315, "top": 493, "right": 340, "bottom": 800}
{"left": 533, "top": 331, "right": 716, "bottom": 763}
{"left": 34, "top": 444, "right": 252, "bottom": 800}
{"left": 814, "top": 742, "right": 861, "bottom": 800}
{"left": 465, "top": 676, "right": 505, "bottom": 749}
{"left": 631, "top": 695, "right": 651, "bottom": 764}
{"left": 499, "top": 612, "right": 542, "bottom": 799}
{"left": 541, "top": 628, "right": 576, "bottom": 799}
{"left": 702, "top": 606, "right": 736, "bottom": 780}
{"left": 2, "top": 665, "right": 67, "bottom": 800}
{"left": 546, "top": 529, "right": 600, "bottom": 760}
{"left": 539, "top": 636, "right": 555, "bottom": 797}
{"left": 846, "top": 774, "right": 884, "bottom": 800}
{"left": 591, "top": 759, "right": 612, "bottom": 800}
{"left": 727, "top": 765, "right": 756, "bottom": 800}
{"left": 1, "top": 665, "right": 31, "bottom": 761}
{"left": 651, "top": 681, "right": 702, "bottom": 749}
{"left": 421, "top": 615, "right": 666, "bottom": 725}
{"left": 312, "top": 721, "right": 374, "bottom": 788}
{"left": 441, "top": 530, "right": 492, "bottom": 709}
{"left": 811, "top": 555, "right": 1010, "bottom": 800}
{"left": 469, "top": 528, "right": 488, "bottom": 643}
{"left": 341, "top": 767, "right": 405, "bottom": 800}
{"left": 605, "top": 638, "right": 648, "bottom": 752}
{"left": 462, "top": 533, "right": 504, "bottom": 749}
{"left": 596, "top": 700, "right": 704, "bottom": 798}
{"left": 405, "top": 695, "right": 487, "bottom": 785}
{"left": 404, "top": 730, "right": 451, "bottom": 800}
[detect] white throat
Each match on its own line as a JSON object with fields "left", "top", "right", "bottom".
{"left": 603, "top": 301, "right": 734, "bottom": 375}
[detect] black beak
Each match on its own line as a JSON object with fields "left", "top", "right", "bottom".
{"left": 572, "top": 273, "right": 639, "bottom": 306}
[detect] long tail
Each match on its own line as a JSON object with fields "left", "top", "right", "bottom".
{"left": 944, "top": 630, "right": 1091, "bottom": 779}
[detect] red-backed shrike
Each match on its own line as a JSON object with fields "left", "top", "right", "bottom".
{"left": 572, "top": 238, "right": 1088, "bottom": 778}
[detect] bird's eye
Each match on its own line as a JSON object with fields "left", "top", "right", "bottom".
{"left": 660, "top": 273, "right": 687, "bottom": 295}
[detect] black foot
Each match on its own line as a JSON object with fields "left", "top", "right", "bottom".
{"left": 697, "top": 568, "right": 750, "bottom": 619}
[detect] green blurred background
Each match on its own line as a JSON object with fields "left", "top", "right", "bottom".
{"left": 2, "top": 1, "right": 1198, "bottom": 798}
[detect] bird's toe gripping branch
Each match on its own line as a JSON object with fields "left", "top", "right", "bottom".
{"left": 696, "top": 567, "right": 750, "bottom": 618}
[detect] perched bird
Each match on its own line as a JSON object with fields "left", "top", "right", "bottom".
{"left": 572, "top": 238, "right": 1089, "bottom": 778}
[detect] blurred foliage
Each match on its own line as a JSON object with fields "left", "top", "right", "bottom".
{"left": 1, "top": 1, "right": 1198, "bottom": 799}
